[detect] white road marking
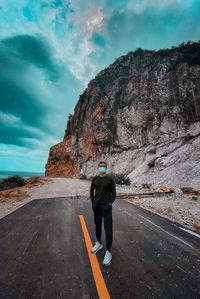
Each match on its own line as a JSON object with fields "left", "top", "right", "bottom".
{"left": 136, "top": 214, "right": 194, "bottom": 249}
{"left": 179, "top": 227, "right": 200, "bottom": 239}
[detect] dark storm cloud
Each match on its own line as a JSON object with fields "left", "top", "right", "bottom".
{"left": 1, "top": 34, "right": 61, "bottom": 81}
{"left": 0, "top": 119, "right": 40, "bottom": 147}
{"left": 0, "top": 34, "right": 68, "bottom": 147}
{"left": 0, "top": 77, "right": 46, "bottom": 127}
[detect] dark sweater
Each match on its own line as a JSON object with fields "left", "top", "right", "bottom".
{"left": 90, "top": 174, "right": 116, "bottom": 204}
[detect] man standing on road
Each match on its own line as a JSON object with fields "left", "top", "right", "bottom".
{"left": 90, "top": 161, "right": 116, "bottom": 267}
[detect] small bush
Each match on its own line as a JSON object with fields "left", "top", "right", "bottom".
{"left": 147, "top": 148, "right": 156, "bottom": 155}
{"left": 180, "top": 187, "right": 194, "bottom": 193}
{"left": 181, "top": 134, "right": 194, "bottom": 144}
{"left": 148, "top": 158, "right": 157, "bottom": 168}
{"left": 166, "top": 207, "right": 173, "bottom": 213}
{"left": 155, "top": 207, "right": 163, "bottom": 213}
{"left": 142, "top": 183, "right": 152, "bottom": 189}
{"left": 0, "top": 176, "right": 26, "bottom": 191}
{"left": 109, "top": 172, "right": 131, "bottom": 185}
{"left": 79, "top": 174, "right": 87, "bottom": 180}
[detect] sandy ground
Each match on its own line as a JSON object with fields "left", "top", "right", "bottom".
{"left": 0, "top": 177, "right": 199, "bottom": 234}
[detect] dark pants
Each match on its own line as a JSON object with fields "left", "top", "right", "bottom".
{"left": 92, "top": 202, "right": 113, "bottom": 251}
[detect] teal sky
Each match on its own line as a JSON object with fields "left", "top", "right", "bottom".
{"left": 0, "top": 0, "right": 200, "bottom": 172}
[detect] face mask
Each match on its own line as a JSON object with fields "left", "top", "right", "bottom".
{"left": 98, "top": 166, "right": 106, "bottom": 173}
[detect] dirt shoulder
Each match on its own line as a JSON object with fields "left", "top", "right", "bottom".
{"left": 123, "top": 193, "right": 200, "bottom": 234}
{"left": 0, "top": 176, "right": 53, "bottom": 219}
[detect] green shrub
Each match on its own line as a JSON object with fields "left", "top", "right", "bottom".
{"left": 180, "top": 186, "right": 194, "bottom": 193}
{"left": 142, "top": 183, "right": 152, "bottom": 189}
{"left": 0, "top": 175, "right": 26, "bottom": 191}
{"left": 79, "top": 174, "right": 87, "bottom": 180}
{"left": 148, "top": 158, "right": 157, "bottom": 168}
{"left": 109, "top": 172, "right": 131, "bottom": 185}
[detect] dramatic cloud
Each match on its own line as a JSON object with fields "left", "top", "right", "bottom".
{"left": 0, "top": 34, "right": 82, "bottom": 146}
{"left": 1, "top": 34, "right": 61, "bottom": 80}
{"left": 0, "top": 0, "right": 199, "bottom": 172}
{"left": 89, "top": 0, "right": 200, "bottom": 68}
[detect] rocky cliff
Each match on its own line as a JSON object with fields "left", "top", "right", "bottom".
{"left": 45, "top": 41, "right": 200, "bottom": 188}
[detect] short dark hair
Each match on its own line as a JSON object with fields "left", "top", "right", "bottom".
{"left": 98, "top": 161, "right": 107, "bottom": 167}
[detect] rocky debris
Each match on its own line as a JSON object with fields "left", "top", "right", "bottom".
{"left": 45, "top": 42, "right": 200, "bottom": 188}
{"left": 128, "top": 124, "right": 200, "bottom": 188}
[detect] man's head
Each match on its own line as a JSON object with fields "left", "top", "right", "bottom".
{"left": 98, "top": 161, "right": 107, "bottom": 174}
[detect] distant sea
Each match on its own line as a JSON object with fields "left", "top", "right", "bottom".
{"left": 0, "top": 170, "right": 45, "bottom": 181}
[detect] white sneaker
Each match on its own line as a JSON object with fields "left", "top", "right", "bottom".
{"left": 91, "top": 241, "right": 103, "bottom": 254}
{"left": 103, "top": 250, "right": 112, "bottom": 266}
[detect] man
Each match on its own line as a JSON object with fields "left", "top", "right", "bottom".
{"left": 90, "top": 161, "right": 116, "bottom": 267}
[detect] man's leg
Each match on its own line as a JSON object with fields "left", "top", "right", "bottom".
{"left": 102, "top": 204, "right": 113, "bottom": 251}
{"left": 92, "top": 203, "right": 103, "bottom": 243}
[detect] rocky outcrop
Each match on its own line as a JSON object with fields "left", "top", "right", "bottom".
{"left": 45, "top": 42, "right": 200, "bottom": 188}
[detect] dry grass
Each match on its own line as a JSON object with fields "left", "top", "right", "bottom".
{"left": 166, "top": 207, "right": 173, "bottom": 214}
{"left": 0, "top": 188, "right": 30, "bottom": 202}
{"left": 155, "top": 207, "right": 163, "bottom": 213}
{"left": 0, "top": 176, "right": 51, "bottom": 203}
{"left": 154, "top": 207, "right": 173, "bottom": 215}
{"left": 192, "top": 223, "right": 200, "bottom": 233}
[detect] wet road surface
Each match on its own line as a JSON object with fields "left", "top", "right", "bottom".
{"left": 0, "top": 196, "right": 200, "bottom": 299}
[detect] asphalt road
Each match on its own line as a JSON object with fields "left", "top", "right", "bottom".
{"left": 0, "top": 196, "right": 200, "bottom": 299}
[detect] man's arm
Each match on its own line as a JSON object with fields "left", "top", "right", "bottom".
{"left": 110, "top": 178, "right": 116, "bottom": 204}
{"left": 90, "top": 177, "right": 95, "bottom": 201}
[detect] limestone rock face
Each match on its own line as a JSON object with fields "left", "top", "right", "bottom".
{"left": 45, "top": 42, "right": 200, "bottom": 187}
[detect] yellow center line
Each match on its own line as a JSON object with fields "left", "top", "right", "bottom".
{"left": 79, "top": 214, "right": 111, "bottom": 299}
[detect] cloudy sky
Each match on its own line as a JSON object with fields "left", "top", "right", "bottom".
{"left": 0, "top": 0, "right": 200, "bottom": 173}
